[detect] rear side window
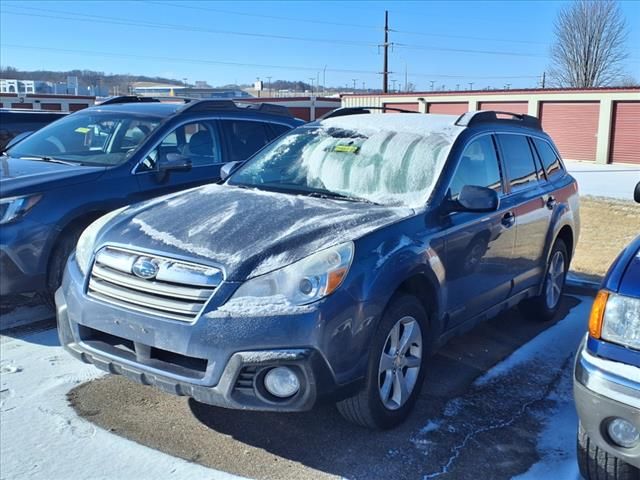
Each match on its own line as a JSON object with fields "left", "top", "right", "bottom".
{"left": 220, "top": 120, "right": 273, "bottom": 162}
{"left": 270, "top": 124, "right": 292, "bottom": 138}
{"left": 498, "top": 134, "right": 538, "bottom": 192}
{"left": 532, "top": 138, "right": 563, "bottom": 179}
{"left": 449, "top": 136, "right": 502, "bottom": 199}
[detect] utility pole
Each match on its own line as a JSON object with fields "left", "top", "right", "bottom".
{"left": 541, "top": 71, "right": 546, "bottom": 88}
{"left": 456, "top": 83, "right": 460, "bottom": 90}
{"left": 391, "top": 79, "right": 397, "bottom": 92}
{"left": 323, "top": 65, "right": 327, "bottom": 93}
{"left": 352, "top": 79, "right": 358, "bottom": 91}
{"left": 309, "top": 77, "right": 315, "bottom": 94}
{"left": 362, "top": 81, "right": 366, "bottom": 91}
{"left": 382, "top": 10, "right": 389, "bottom": 93}
{"left": 468, "top": 82, "right": 474, "bottom": 91}
{"left": 404, "top": 64, "right": 408, "bottom": 92}
{"left": 430, "top": 80, "right": 435, "bottom": 91}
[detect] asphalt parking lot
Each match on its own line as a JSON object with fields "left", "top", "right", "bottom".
{"left": 63, "top": 293, "right": 590, "bottom": 480}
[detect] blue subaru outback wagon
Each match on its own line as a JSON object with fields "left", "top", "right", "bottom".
{"left": 0, "top": 97, "right": 301, "bottom": 301}
{"left": 57, "top": 108, "right": 580, "bottom": 428}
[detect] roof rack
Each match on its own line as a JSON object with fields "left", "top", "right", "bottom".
{"left": 98, "top": 96, "right": 162, "bottom": 105}
{"left": 455, "top": 110, "right": 541, "bottom": 130}
{"left": 320, "top": 106, "right": 418, "bottom": 120}
{"left": 180, "top": 99, "right": 292, "bottom": 117}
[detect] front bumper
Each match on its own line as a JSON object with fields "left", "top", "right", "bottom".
{"left": 574, "top": 338, "right": 640, "bottom": 468}
{"left": 56, "top": 254, "right": 364, "bottom": 412}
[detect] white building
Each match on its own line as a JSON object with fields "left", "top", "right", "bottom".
{"left": 0, "top": 79, "right": 35, "bottom": 94}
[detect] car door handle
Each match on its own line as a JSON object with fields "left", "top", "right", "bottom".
{"left": 501, "top": 211, "right": 515, "bottom": 227}
{"left": 546, "top": 196, "right": 557, "bottom": 210}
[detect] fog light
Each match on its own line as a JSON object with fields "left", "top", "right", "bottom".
{"left": 264, "top": 367, "right": 300, "bottom": 398}
{"left": 607, "top": 418, "right": 640, "bottom": 448}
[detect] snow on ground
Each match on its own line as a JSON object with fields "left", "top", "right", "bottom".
{"left": 564, "top": 160, "right": 640, "bottom": 200}
{"left": 0, "top": 328, "right": 245, "bottom": 480}
{"left": 412, "top": 297, "right": 593, "bottom": 479}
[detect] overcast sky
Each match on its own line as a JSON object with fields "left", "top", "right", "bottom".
{"left": 1, "top": 0, "right": 639, "bottom": 90}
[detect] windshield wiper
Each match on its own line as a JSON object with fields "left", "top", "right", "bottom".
{"left": 306, "top": 190, "right": 379, "bottom": 205}
{"left": 18, "top": 155, "right": 79, "bottom": 166}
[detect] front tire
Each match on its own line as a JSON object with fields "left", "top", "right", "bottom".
{"left": 519, "top": 239, "right": 568, "bottom": 322}
{"left": 578, "top": 422, "right": 639, "bottom": 480}
{"left": 336, "top": 294, "right": 429, "bottom": 429}
{"left": 42, "top": 227, "right": 84, "bottom": 308}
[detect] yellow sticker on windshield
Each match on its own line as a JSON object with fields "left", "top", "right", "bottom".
{"left": 332, "top": 145, "right": 360, "bottom": 154}
{"left": 75, "top": 127, "right": 90, "bottom": 133}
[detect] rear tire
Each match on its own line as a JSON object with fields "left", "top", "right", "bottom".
{"left": 336, "top": 294, "right": 429, "bottom": 429}
{"left": 578, "top": 422, "right": 639, "bottom": 480}
{"left": 42, "top": 227, "right": 84, "bottom": 309}
{"left": 519, "top": 238, "right": 568, "bottom": 322}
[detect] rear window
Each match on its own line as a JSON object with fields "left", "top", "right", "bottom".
{"left": 533, "top": 138, "right": 563, "bottom": 179}
{"left": 498, "top": 134, "right": 538, "bottom": 192}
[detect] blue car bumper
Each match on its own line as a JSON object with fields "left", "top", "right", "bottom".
{"left": 574, "top": 337, "right": 640, "bottom": 468}
{"left": 56, "top": 254, "right": 367, "bottom": 411}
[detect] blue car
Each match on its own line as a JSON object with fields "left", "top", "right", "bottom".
{"left": 57, "top": 108, "right": 580, "bottom": 428}
{"left": 0, "top": 97, "right": 301, "bottom": 302}
{"left": 574, "top": 182, "right": 640, "bottom": 478}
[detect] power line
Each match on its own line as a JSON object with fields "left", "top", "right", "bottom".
{"left": 147, "top": 0, "right": 380, "bottom": 31}
{"left": 0, "top": 7, "right": 378, "bottom": 48}
{"left": 1, "top": 5, "right": 549, "bottom": 59}
{"left": 0, "top": 44, "right": 541, "bottom": 80}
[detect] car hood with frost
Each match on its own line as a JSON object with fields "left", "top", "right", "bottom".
{"left": 96, "top": 183, "right": 414, "bottom": 282}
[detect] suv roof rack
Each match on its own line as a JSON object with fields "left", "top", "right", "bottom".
{"left": 98, "top": 95, "right": 163, "bottom": 105}
{"left": 455, "top": 110, "right": 541, "bottom": 130}
{"left": 180, "top": 99, "right": 293, "bottom": 117}
{"left": 320, "top": 106, "right": 419, "bottom": 120}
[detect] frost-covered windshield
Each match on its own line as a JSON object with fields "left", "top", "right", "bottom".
{"left": 228, "top": 117, "right": 460, "bottom": 207}
{"left": 7, "top": 111, "right": 161, "bottom": 166}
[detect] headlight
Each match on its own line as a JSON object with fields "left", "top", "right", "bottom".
{"left": 0, "top": 194, "right": 42, "bottom": 224}
{"left": 76, "top": 208, "right": 127, "bottom": 275}
{"left": 229, "top": 242, "right": 354, "bottom": 307}
{"left": 601, "top": 293, "right": 640, "bottom": 350}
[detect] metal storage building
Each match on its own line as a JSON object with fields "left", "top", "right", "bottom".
{"left": 343, "top": 87, "right": 640, "bottom": 165}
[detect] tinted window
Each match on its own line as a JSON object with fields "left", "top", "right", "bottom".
{"left": 449, "top": 136, "right": 502, "bottom": 199}
{"left": 220, "top": 120, "right": 272, "bottom": 162}
{"left": 498, "top": 134, "right": 538, "bottom": 192}
{"left": 270, "top": 124, "right": 291, "bottom": 138}
{"left": 140, "top": 121, "right": 218, "bottom": 171}
{"left": 533, "top": 138, "right": 563, "bottom": 179}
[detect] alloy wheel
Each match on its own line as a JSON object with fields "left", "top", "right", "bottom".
{"left": 378, "top": 316, "right": 423, "bottom": 410}
{"left": 545, "top": 250, "right": 565, "bottom": 309}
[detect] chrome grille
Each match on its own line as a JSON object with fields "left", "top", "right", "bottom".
{"left": 88, "top": 246, "right": 222, "bottom": 322}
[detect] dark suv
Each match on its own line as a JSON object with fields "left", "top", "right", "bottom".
{"left": 57, "top": 109, "right": 579, "bottom": 428}
{"left": 0, "top": 97, "right": 302, "bottom": 299}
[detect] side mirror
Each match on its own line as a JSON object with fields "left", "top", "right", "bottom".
{"left": 5, "top": 131, "right": 33, "bottom": 150}
{"left": 635, "top": 181, "right": 640, "bottom": 204}
{"left": 451, "top": 185, "right": 499, "bottom": 213}
{"left": 220, "top": 161, "right": 242, "bottom": 181}
{"left": 156, "top": 153, "right": 191, "bottom": 181}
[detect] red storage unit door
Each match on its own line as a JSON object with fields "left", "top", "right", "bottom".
{"left": 315, "top": 107, "right": 337, "bottom": 119}
{"left": 610, "top": 101, "right": 640, "bottom": 165}
{"left": 287, "top": 107, "right": 310, "bottom": 121}
{"left": 383, "top": 102, "right": 420, "bottom": 113}
{"left": 478, "top": 102, "right": 528, "bottom": 115}
{"left": 539, "top": 102, "right": 599, "bottom": 161}
{"left": 69, "top": 103, "right": 89, "bottom": 112}
{"left": 428, "top": 102, "right": 468, "bottom": 115}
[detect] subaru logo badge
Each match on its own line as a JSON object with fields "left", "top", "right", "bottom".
{"left": 132, "top": 257, "right": 159, "bottom": 280}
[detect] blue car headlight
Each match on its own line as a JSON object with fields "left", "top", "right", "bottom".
{"left": 0, "top": 194, "right": 42, "bottom": 224}
{"left": 228, "top": 241, "right": 354, "bottom": 308}
{"left": 601, "top": 293, "right": 640, "bottom": 350}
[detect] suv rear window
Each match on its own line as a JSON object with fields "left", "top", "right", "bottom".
{"left": 498, "top": 134, "right": 538, "bottom": 192}
{"left": 532, "top": 138, "right": 563, "bottom": 179}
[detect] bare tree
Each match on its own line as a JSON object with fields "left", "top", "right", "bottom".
{"left": 550, "top": 0, "right": 629, "bottom": 87}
